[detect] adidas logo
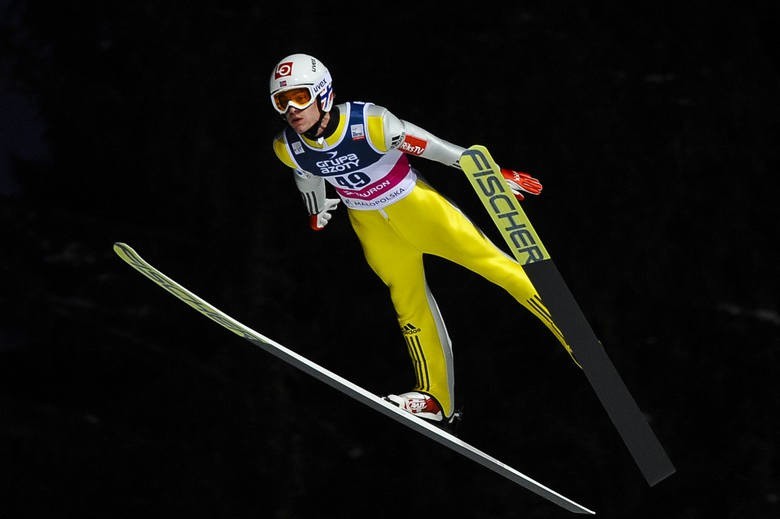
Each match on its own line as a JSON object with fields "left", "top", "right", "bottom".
{"left": 401, "top": 323, "right": 421, "bottom": 336}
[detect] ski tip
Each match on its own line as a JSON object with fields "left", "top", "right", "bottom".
{"left": 113, "top": 242, "right": 138, "bottom": 261}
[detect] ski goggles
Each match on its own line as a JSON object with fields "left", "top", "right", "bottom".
{"left": 271, "top": 86, "right": 316, "bottom": 114}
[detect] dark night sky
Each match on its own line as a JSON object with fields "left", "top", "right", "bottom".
{"left": 1, "top": 2, "right": 778, "bottom": 518}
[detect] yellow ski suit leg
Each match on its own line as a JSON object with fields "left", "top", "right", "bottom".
{"left": 348, "top": 203, "right": 455, "bottom": 416}
{"left": 348, "top": 182, "right": 572, "bottom": 418}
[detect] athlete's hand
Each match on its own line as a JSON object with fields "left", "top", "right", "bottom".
{"left": 500, "top": 168, "right": 543, "bottom": 201}
{"left": 309, "top": 198, "right": 341, "bottom": 231}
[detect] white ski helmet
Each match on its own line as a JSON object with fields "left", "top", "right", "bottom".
{"left": 269, "top": 53, "right": 334, "bottom": 114}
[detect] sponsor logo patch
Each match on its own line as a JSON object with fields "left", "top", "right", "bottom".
{"left": 274, "top": 61, "right": 293, "bottom": 79}
{"left": 399, "top": 134, "right": 427, "bottom": 155}
{"left": 350, "top": 124, "right": 366, "bottom": 140}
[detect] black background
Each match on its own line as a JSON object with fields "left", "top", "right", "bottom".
{"left": 1, "top": 2, "right": 778, "bottom": 518}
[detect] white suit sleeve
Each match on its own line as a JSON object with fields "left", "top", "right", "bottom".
{"left": 293, "top": 169, "right": 327, "bottom": 215}
{"left": 366, "top": 104, "right": 467, "bottom": 169}
{"left": 273, "top": 132, "right": 329, "bottom": 215}
{"left": 397, "top": 119, "right": 466, "bottom": 169}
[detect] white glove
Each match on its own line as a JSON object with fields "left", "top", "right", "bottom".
{"left": 309, "top": 198, "right": 341, "bottom": 231}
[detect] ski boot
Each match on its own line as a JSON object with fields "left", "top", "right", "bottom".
{"left": 384, "top": 391, "right": 463, "bottom": 434}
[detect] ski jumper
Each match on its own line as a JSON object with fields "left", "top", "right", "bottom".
{"left": 272, "top": 101, "right": 572, "bottom": 418}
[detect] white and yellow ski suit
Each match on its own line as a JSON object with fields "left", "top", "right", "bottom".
{"left": 273, "top": 101, "right": 571, "bottom": 418}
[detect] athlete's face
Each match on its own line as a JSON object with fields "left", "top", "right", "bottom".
{"left": 285, "top": 101, "right": 321, "bottom": 135}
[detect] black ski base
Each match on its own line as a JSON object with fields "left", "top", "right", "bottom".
{"left": 525, "top": 260, "right": 676, "bottom": 486}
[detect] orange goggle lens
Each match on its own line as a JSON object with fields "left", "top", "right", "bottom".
{"left": 272, "top": 87, "right": 314, "bottom": 113}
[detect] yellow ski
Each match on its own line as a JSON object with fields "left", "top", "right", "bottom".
{"left": 459, "top": 145, "right": 675, "bottom": 487}
{"left": 113, "top": 242, "right": 595, "bottom": 515}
